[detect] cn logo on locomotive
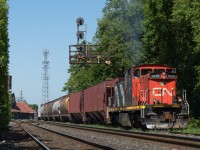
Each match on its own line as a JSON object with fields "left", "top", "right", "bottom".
{"left": 152, "top": 88, "right": 173, "bottom": 96}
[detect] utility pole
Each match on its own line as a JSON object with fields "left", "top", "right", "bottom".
{"left": 42, "top": 49, "right": 50, "bottom": 104}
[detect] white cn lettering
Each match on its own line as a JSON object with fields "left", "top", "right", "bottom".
{"left": 152, "top": 88, "right": 172, "bottom": 96}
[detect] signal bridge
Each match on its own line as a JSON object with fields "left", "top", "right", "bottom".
{"left": 69, "top": 44, "right": 113, "bottom": 64}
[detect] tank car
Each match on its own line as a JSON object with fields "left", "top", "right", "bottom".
{"left": 47, "top": 101, "right": 54, "bottom": 121}
{"left": 59, "top": 95, "right": 70, "bottom": 121}
{"left": 42, "top": 103, "right": 49, "bottom": 120}
{"left": 38, "top": 105, "right": 44, "bottom": 119}
{"left": 52, "top": 98, "right": 61, "bottom": 121}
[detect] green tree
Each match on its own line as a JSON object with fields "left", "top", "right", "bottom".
{"left": 142, "top": 0, "right": 174, "bottom": 64}
{"left": 62, "top": 64, "right": 93, "bottom": 93}
{"left": 142, "top": 0, "right": 200, "bottom": 117}
{"left": 0, "top": 0, "right": 10, "bottom": 128}
{"left": 187, "top": 1, "right": 200, "bottom": 117}
{"left": 95, "top": 0, "right": 144, "bottom": 68}
{"left": 29, "top": 104, "right": 38, "bottom": 111}
{"left": 169, "top": 0, "right": 200, "bottom": 117}
{"left": 91, "top": 0, "right": 144, "bottom": 82}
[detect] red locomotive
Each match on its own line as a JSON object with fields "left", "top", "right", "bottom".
{"left": 38, "top": 64, "right": 189, "bottom": 129}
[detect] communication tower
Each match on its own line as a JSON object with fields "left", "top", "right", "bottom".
{"left": 16, "top": 90, "right": 26, "bottom": 102}
{"left": 42, "top": 49, "right": 50, "bottom": 104}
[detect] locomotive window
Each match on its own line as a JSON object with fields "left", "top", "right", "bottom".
{"left": 167, "top": 69, "right": 176, "bottom": 73}
{"left": 154, "top": 69, "right": 165, "bottom": 73}
{"left": 133, "top": 68, "right": 140, "bottom": 78}
{"left": 141, "top": 69, "right": 152, "bottom": 76}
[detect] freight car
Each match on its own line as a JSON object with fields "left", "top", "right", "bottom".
{"left": 39, "top": 64, "right": 189, "bottom": 129}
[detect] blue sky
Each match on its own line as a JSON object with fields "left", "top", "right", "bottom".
{"left": 8, "top": 0, "right": 106, "bottom": 105}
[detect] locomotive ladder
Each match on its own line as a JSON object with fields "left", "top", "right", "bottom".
{"left": 182, "top": 90, "right": 189, "bottom": 116}
{"left": 140, "top": 90, "right": 149, "bottom": 118}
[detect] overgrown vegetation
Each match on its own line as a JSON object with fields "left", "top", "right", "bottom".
{"left": 0, "top": 0, "right": 10, "bottom": 128}
{"left": 177, "top": 118, "right": 200, "bottom": 134}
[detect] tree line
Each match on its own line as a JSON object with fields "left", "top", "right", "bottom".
{"left": 0, "top": 0, "right": 10, "bottom": 128}
{"left": 63, "top": 0, "right": 200, "bottom": 118}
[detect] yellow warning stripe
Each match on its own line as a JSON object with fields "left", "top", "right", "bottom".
{"left": 109, "top": 105, "right": 145, "bottom": 112}
{"left": 152, "top": 104, "right": 180, "bottom": 108}
{"left": 109, "top": 104, "right": 180, "bottom": 112}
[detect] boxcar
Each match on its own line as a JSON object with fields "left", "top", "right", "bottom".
{"left": 83, "top": 79, "right": 119, "bottom": 124}
{"left": 69, "top": 92, "right": 82, "bottom": 123}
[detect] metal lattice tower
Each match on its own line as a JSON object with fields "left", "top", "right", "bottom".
{"left": 42, "top": 49, "right": 50, "bottom": 104}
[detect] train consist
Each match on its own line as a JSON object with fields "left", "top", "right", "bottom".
{"left": 38, "top": 64, "right": 189, "bottom": 129}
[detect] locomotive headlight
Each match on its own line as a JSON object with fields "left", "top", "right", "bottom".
{"left": 150, "top": 74, "right": 160, "bottom": 78}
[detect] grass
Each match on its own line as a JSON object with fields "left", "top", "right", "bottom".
{"left": 180, "top": 128, "right": 200, "bottom": 134}
{"left": 178, "top": 118, "right": 200, "bottom": 134}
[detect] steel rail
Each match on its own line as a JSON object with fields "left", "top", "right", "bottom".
{"left": 19, "top": 124, "right": 50, "bottom": 150}
{"left": 42, "top": 121, "right": 200, "bottom": 149}
{"left": 169, "top": 131, "right": 200, "bottom": 136}
{"left": 34, "top": 124, "right": 115, "bottom": 150}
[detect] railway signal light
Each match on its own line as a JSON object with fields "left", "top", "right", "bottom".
{"left": 77, "top": 31, "right": 84, "bottom": 39}
{"left": 76, "top": 17, "right": 84, "bottom": 26}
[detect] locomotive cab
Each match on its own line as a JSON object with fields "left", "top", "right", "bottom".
{"left": 125, "top": 65, "right": 178, "bottom": 105}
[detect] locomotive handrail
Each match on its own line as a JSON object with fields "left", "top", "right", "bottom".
{"left": 182, "top": 90, "right": 189, "bottom": 116}
{"left": 140, "top": 90, "right": 145, "bottom": 105}
{"left": 172, "top": 88, "right": 174, "bottom": 104}
{"left": 145, "top": 90, "right": 149, "bottom": 104}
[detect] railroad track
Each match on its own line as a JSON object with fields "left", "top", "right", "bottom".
{"left": 169, "top": 131, "right": 200, "bottom": 136}
{"left": 20, "top": 121, "right": 114, "bottom": 150}
{"left": 38, "top": 121, "right": 200, "bottom": 149}
{"left": 19, "top": 123, "right": 50, "bottom": 150}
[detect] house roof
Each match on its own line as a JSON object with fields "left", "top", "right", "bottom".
{"left": 12, "top": 101, "right": 36, "bottom": 113}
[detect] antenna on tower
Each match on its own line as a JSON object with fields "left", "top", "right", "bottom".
{"left": 41, "top": 49, "right": 50, "bottom": 104}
